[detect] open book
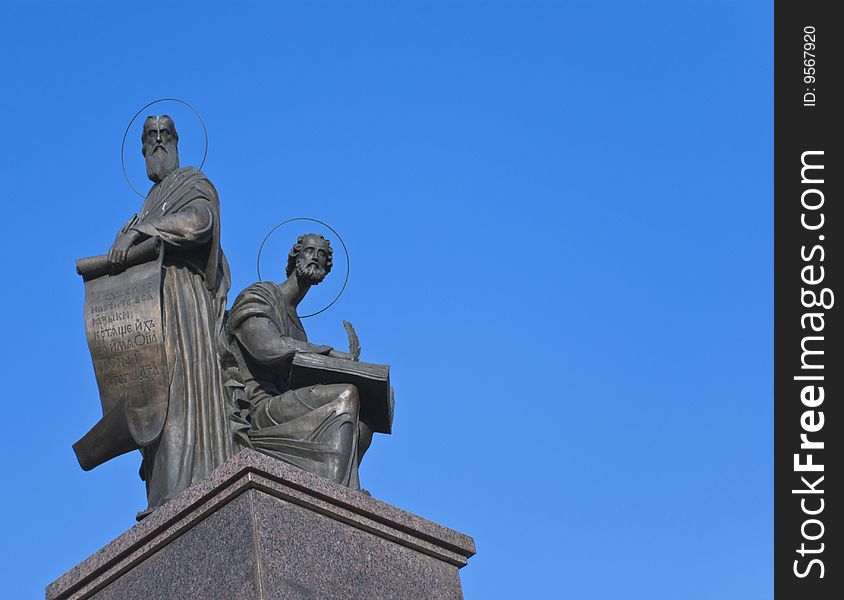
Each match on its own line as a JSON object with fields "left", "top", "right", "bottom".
{"left": 290, "top": 353, "right": 394, "bottom": 434}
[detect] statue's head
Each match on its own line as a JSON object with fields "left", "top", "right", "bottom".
{"left": 286, "top": 233, "right": 333, "bottom": 286}
{"left": 142, "top": 115, "right": 180, "bottom": 183}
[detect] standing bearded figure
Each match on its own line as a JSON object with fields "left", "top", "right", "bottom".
{"left": 107, "top": 115, "right": 233, "bottom": 516}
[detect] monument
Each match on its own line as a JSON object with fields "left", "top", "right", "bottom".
{"left": 49, "top": 106, "right": 474, "bottom": 599}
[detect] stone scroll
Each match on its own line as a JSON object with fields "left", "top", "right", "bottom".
{"left": 73, "top": 237, "right": 169, "bottom": 471}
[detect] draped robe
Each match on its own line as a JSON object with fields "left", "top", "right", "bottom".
{"left": 129, "top": 166, "right": 233, "bottom": 513}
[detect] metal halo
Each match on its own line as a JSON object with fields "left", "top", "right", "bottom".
{"left": 257, "top": 217, "right": 350, "bottom": 319}
{"left": 121, "top": 98, "right": 209, "bottom": 198}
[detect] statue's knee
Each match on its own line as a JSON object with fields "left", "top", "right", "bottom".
{"left": 334, "top": 384, "right": 359, "bottom": 416}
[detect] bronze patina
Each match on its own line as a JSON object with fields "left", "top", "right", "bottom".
{"left": 223, "top": 234, "right": 391, "bottom": 490}
{"left": 75, "top": 113, "right": 392, "bottom": 517}
{"left": 75, "top": 115, "right": 232, "bottom": 518}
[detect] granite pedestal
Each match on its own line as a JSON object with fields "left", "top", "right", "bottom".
{"left": 47, "top": 449, "right": 476, "bottom": 599}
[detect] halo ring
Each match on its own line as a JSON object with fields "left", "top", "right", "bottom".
{"left": 256, "top": 217, "right": 350, "bottom": 319}
{"left": 121, "top": 98, "right": 209, "bottom": 198}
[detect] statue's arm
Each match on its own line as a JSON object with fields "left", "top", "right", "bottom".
{"left": 107, "top": 214, "right": 140, "bottom": 269}
{"left": 234, "top": 316, "right": 332, "bottom": 372}
{"left": 130, "top": 203, "right": 214, "bottom": 249}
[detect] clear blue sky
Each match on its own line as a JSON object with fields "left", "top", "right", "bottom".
{"left": 0, "top": 1, "right": 772, "bottom": 598}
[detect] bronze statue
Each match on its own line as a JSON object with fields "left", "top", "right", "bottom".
{"left": 75, "top": 114, "right": 392, "bottom": 515}
{"left": 223, "top": 234, "right": 389, "bottom": 489}
{"left": 76, "top": 115, "right": 233, "bottom": 518}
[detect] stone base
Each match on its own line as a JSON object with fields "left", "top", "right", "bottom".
{"left": 47, "top": 449, "right": 475, "bottom": 599}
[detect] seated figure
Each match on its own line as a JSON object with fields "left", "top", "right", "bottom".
{"left": 223, "top": 234, "right": 372, "bottom": 489}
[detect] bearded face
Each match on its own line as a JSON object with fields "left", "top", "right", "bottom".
{"left": 295, "top": 255, "right": 327, "bottom": 286}
{"left": 294, "top": 237, "right": 331, "bottom": 285}
{"left": 142, "top": 116, "right": 180, "bottom": 183}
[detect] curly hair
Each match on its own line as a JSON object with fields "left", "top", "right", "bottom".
{"left": 286, "top": 233, "right": 333, "bottom": 278}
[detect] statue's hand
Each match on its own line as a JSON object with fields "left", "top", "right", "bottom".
{"left": 329, "top": 349, "right": 356, "bottom": 361}
{"left": 107, "top": 229, "right": 139, "bottom": 273}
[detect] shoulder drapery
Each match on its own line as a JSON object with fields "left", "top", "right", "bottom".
{"left": 131, "top": 167, "right": 224, "bottom": 292}
{"left": 228, "top": 282, "right": 289, "bottom": 334}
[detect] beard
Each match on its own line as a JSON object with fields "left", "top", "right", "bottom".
{"left": 296, "top": 261, "right": 327, "bottom": 286}
{"left": 145, "top": 144, "right": 180, "bottom": 183}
